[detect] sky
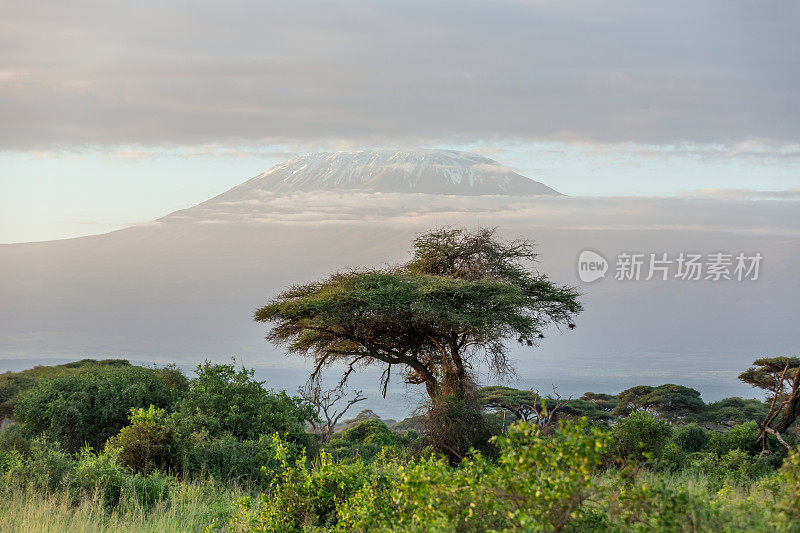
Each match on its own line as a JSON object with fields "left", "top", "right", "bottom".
{"left": 1, "top": 0, "right": 799, "bottom": 243}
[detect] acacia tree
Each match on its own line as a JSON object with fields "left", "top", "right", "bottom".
{"left": 612, "top": 384, "right": 705, "bottom": 420}
{"left": 739, "top": 356, "right": 800, "bottom": 453}
{"left": 255, "top": 228, "right": 581, "bottom": 404}
{"left": 478, "top": 386, "right": 611, "bottom": 427}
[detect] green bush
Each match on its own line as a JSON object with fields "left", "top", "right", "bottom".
{"left": 107, "top": 406, "right": 180, "bottom": 475}
{"left": 773, "top": 447, "right": 800, "bottom": 526}
{"left": 225, "top": 419, "right": 612, "bottom": 532}
{"left": 224, "top": 443, "right": 382, "bottom": 531}
{"left": 706, "top": 422, "right": 760, "bottom": 456}
{"left": 3, "top": 436, "right": 74, "bottom": 491}
{"left": 609, "top": 411, "right": 673, "bottom": 462}
{"left": 13, "top": 365, "right": 184, "bottom": 453}
{"left": 0, "top": 359, "right": 155, "bottom": 418}
{"left": 175, "top": 362, "right": 314, "bottom": 446}
{"left": 341, "top": 420, "right": 395, "bottom": 446}
{"left": 698, "top": 397, "right": 769, "bottom": 424}
{"left": 689, "top": 449, "right": 774, "bottom": 489}
{"left": 0, "top": 424, "right": 32, "bottom": 455}
{"left": 181, "top": 431, "right": 299, "bottom": 489}
{"left": 673, "top": 422, "right": 711, "bottom": 452}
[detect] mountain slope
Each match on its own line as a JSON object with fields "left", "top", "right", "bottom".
{"left": 207, "top": 150, "right": 560, "bottom": 199}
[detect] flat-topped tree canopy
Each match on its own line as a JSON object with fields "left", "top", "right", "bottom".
{"left": 255, "top": 228, "right": 581, "bottom": 399}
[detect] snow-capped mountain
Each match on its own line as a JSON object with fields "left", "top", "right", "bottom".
{"left": 213, "top": 150, "right": 560, "bottom": 198}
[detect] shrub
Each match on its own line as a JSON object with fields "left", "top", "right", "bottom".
{"left": 0, "top": 359, "right": 147, "bottom": 418}
{"left": 658, "top": 442, "right": 689, "bottom": 471}
{"left": 673, "top": 423, "right": 710, "bottom": 452}
{"left": 0, "top": 423, "right": 32, "bottom": 455}
{"left": 107, "top": 406, "right": 180, "bottom": 475}
{"left": 4, "top": 436, "right": 74, "bottom": 491}
{"left": 175, "top": 362, "right": 314, "bottom": 445}
{"left": 325, "top": 421, "right": 417, "bottom": 462}
{"left": 424, "top": 390, "right": 499, "bottom": 462}
{"left": 773, "top": 447, "right": 800, "bottom": 526}
{"left": 487, "top": 418, "right": 611, "bottom": 530}
{"left": 341, "top": 420, "right": 395, "bottom": 446}
{"left": 181, "top": 432, "right": 299, "bottom": 489}
{"left": 698, "top": 397, "right": 769, "bottom": 424}
{"left": 609, "top": 411, "right": 673, "bottom": 462}
{"left": 225, "top": 444, "right": 382, "bottom": 531}
{"left": 689, "top": 449, "right": 773, "bottom": 489}
{"left": 706, "top": 421, "right": 760, "bottom": 456}
{"left": 13, "top": 365, "right": 184, "bottom": 453}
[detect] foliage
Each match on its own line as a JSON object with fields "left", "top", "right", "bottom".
{"left": 477, "top": 385, "right": 537, "bottom": 420}
{"left": 425, "top": 390, "right": 499, "bottom": 462}
{"left": 706, "top": 421, "right": 760, "bottom": 456}
{"left": 580, "top": 391, "right": 619, "bottom": 412}
{"left": 608, "top": 411, "right": 673, "bottom": 462}
{"left": 0, "top": 359, "right": 161, "bottom": 419}
{"left": 485, "top": 418, "right": 610, "bottom": 530}
{"left": 255, "top": 228, "right": 581, "bottom": 404}
{"left": 13, "top": 365, "right": 184, "bottom": 454}
{"left": 0, "top": 423, "right": 32, "bottom": 455}
{"left": 223, "top": 419, "right": 610, "bottom": 532}
{"left": 739, "top": 356, "right": 800, "bottom": 452}
{"left": 175, "top": 361, "right": 314, "bottom": 445}
{"left": 614, "top": 383, "right": 705, "bottom": 420}
{"left": 324, "top": 420, "right": 421, "bottom": 463}
{"left": 558, "top": 399, "right": 615, "bottom": 422}
{"left": 773, "top": 447, "right": 800, "bottom": 525}
{"left": 672, "top": 422, "right": 710, "bottom": 453}
{"left": 697, "top": 396, "right": 769, "bottom": 424}
{"left": 108, "top": 406, "right": 180, "bottom": 475}
{"left": 689, "top": 449, "right": 774, "bottom": 489}
{"left": 181, "top": 431, "right": 301, "bottom": 489}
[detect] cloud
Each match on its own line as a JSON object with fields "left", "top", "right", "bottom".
{"left": 1, "top": 1, "right": 798, "bottom": 150}
{"left": 169, "top": 192, "right": 800, "bottom": 236}
{"left": 680, "top": 187, "right": 800, "bottom": 200}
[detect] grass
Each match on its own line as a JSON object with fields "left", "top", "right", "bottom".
{"left": 0, "top": 480, "right": 242, "bottom": 533}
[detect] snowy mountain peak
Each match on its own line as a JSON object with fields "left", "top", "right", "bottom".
{"left": 223, "top": 150, "right": 560, "bottom": 197}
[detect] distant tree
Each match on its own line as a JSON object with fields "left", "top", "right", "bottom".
{"left": 579, "top": 392, "right": 619, "bottom": 413}
{"left": 557, "top": 399, "right": 614, "bottom": 422}
{"left": 478, "top": 385, "right": 611, "bottom": 428}
{"left": 478, "top": 386, "right": 538, "bottom": 421}
{"left": 298, "top": 379, "right": 366, "bottom": 443}
{"left": 175, "top": 361, "right": 315, "bottom": 445}
{"left": 739, "top": 356, "right": 800, "bottom": 453}
{"left": 614, "top": 384, "right": 705, "bottom": 420}
{"left": 696, "top": 397, "right": 769, "bottom": 424}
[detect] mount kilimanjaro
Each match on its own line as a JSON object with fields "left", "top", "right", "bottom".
{"left": 204, "top": 149, "right": 560, "bottom": 199}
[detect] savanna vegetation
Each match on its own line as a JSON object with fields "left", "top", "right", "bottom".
{"left": 0, "top": 228, "right": 798, "bottom": 532}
